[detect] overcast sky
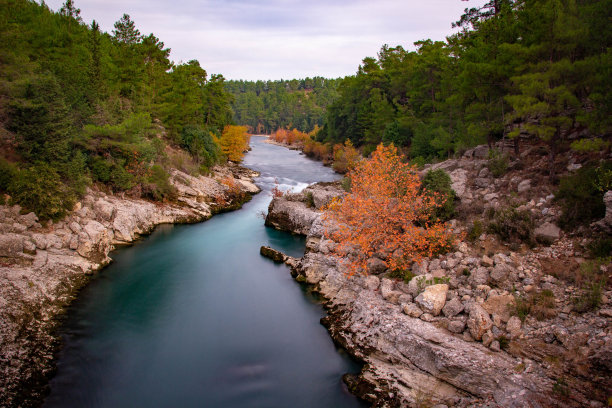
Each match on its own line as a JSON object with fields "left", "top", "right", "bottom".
{"left": 44, "top": 0, "right": 487, "bottom": 81}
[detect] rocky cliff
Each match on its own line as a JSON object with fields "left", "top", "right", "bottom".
{"left": 0, "top": 163, "right": 259, "bottom": 407}
{"left": 265, "top": 148, "right": 611, "bottom": 407}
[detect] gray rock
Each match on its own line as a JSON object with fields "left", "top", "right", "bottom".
{"left": 534, "top": 222, "right": 561, "bottom": 244}
{"left": 442, "top": 297, "right": 464, "bottom": 318}
{"left": 18, "top": 212, "right": 38, "bottom": 228}
{"left": 367, "top": 257, "right": 387, "bottom": 275}
{"left": 469, "top": 267, "right": 489, "bottom": 287}
{"left": 94, "top": 199, "right": 115, "bottom": 221}
{"left": 482, "top": 294, "right": 515, "bottom": 323}
{"left": 467, "top": 304, "right": 493, "bottom": 341}
{"left": 473, "top": 145, "right": 489, "bottom": 159}
{"left": 517, "top": 179, "right": 531, "bottom": 193}
{"left": 364, "top": 275, "right": 380, "bottom": 291}
{"left": 594, "top": 190, "right": 612, "bottom": 232}
{"left": 265, "top": 196, "right": 319, "bottom": 235}
{"left": 447, "top": 319, "right": 466, "bottom": 333}
{"left": 450, "top": 169, "right": 468, "bottom": 198}
{"left": 408, "top": 273, "right": 432, "bottom": 297}
{"left": 402, "top": 303, "right": 423, "bottom": 318}
{"left": 0, "top": 234, "right": 24, "bottom": 257}
{"left": 482, "top": 330, "right": 494, "bottom": 347}
{"left": 415, "top": 284, "right": 448, "bottom": 316}
{"left": 478, "top": 167, "right": 490, "bottom": 178}
{"left": 506, "top": 316, "right": 522, "bottom": 338}
{"left": 481, "top": 255, "right": 494, "bottom": 267}
{"left": 68, "top": 221, "right": 81, "bottom": 234}
{"left": 490, "top": 263, "right": 512, "bottom": 285}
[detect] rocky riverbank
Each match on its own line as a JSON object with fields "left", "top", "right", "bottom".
{"left": 0, "top": 163, "right": 259, "bottom": 407}
{"left": 264, "top": 145, "right": 611, "bottom": 407}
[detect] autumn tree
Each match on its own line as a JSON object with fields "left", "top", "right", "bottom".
{"left": 323, "top": 144, "right": 455, "bottom": 275}
{"left": 216, "top": 125, "right": 250, "bottom": 162}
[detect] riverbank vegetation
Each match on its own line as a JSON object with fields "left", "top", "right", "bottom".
{"left": 225, "top": 78, "right": 341, "bottom": 134}
{"left": 324, "top": 144, "right": 455, "bottom": 275}
{"left": 0, "top": 0, "right": 240, "bottom": 220}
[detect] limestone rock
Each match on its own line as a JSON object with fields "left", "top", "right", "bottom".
{"left": 594, "top": 190, "right": 612, "bottom": 232}
{"left": 302, "top": 183, "right": 344, "bottom": 209}
{"left": 490, "top": 263, "right": 512, "bottom": 285}
{"left": 0, "top": 234, "right": 24, "bottom": 257}
{"left": 467, "top": 304, "right": 493, "bottom": 340}
{"left": 506, "top": 316, "right": 522, "bottom": 338}
{"left": 517, "top": 179, "right": 531, "bottom": 193}
{"left": 260, "top": 246, "right": 285, "bottom": 262}
{"left": 469, "top": 267, "right": 489, "bottom": 287}
{"left": 364, "top": 275, "right": 380, "bottom": 291}
{"left": 402, "top": 303, "right": 423, "bottom": 318}
{"left": 265, "top": 196, "right": 319, "bottom": 235}
{"left": 415, "top": 284, "right": 448, "bottom": 316}
{"left": 482, "top": 294, "right": 515, "bottom": 323}
{"left": 534, "top": 222, "right": 561, "bottom": 244}
{"left": 18, "top": 212, "right": 38, "bottom": 228}
{"left": 447, "top": 319, "right": 466, "bottom": 333}
{"left": 449, "top": 168, "right": 468, "bottom": 198}
{"left": 442, "top": 297, "right": 464, "bottom": 318}
{"left": 366, "top": 257, "right": 387, "bottom": 275}
{"left": 381, "top": 278, "right": 402, "bottom": 304}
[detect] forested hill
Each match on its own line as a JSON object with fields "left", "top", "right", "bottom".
{"left": 0, "top": 0, "right": 240, "bottom": 220}
{"left": 225, "top": 78, "right": 341, "bottom": 134}
{"left": 317, "top": 0, "right": 612, "bottom": 163}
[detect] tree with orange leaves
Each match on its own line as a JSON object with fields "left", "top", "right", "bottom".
{"left": 323, "top": 143, "right": 454, "bottom": 275}
{"left": 216, "top": 125, "right": 251, "bottom": 162}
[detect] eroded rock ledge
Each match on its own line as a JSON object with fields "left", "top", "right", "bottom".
{"left": 0, "top": 163, "right": 259, "bottom": 407}
{"left": 266, "top": 177, "right": 610, "bottom": 407}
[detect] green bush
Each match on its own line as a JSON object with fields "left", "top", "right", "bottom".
{"left": 588, "top": 236, "right": 612, "bottom": 258}
{"left": 421, "top": 169, "right": 456, "bottom": 221}
{"left": 9, "top": 164, "right": 75, "bottom": 220}
{"left": 143, "top": 165, "right": 176, "bottom": 201}
{"left": 555, "top": 162, "right": 612, "bottom": 230}
{"left": 486, "top": 206, "right": 535, "bottom": 245}
{"left": 487, "top": 149, "right": 509, "bottom": 178}
{"left": 468, "top": 219, "right": 484, "bottom": 241}
{"left": 0, "top": 158, "right": 17, "bottom": 193}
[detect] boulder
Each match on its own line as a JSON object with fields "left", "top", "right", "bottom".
{"left": 442, "top": 297, "right": 464, "bottom": 318}
{"left": 94, "top": 199, "right": 115, "bottom": 221}
{"left": 18, "top": 212, "right": 38, "bottom": 228}
{"left": 260, "top": 246, "right": 285, "bottom": 262}
{"left": 467, "top": 304, "right": 493, "bottom": 340}
{"left": 302, "top": 183, "right": 344, "bottom": 209}
{"left": 594, "top": 190, "right": 612, "bottom": 232}
{"left": 408, "top": 273, "right": 432, "bottom": 297}
{"left": 472, "top": 145, "right": 490, "bottom": 159}
{"left": 415, "top": 284, "right": 448, "bottom": 316}
{"left": 482, "top": 294, "right": 515, "bottom": 323}
{"left": 506, "top": 316, "right": 522, "bottom": 338}
{"left": 489, "top": 263, "right": 512, "bottom": 285}
{"left": 450, "top": 168, "right": 468, "bottom": 198}
{"left": 534, "top": 222, "right": 561, "bottom": 244}
{"left": 517, "top": 180, "right": 531, "bottom": 193}
{"left": 469, "top": 267, "right": 489, "bottom": 287}
{"left": 381, "top": 278, "right": 402, "bottom": 304}
{"left": 402, "top": 303, "right": 423, "bottom": 318}
{"left": 366, "top": 257, "right": 387, "bottom": 275}
{"left": 447, "top": 319, "right": 466, "bottom": 333}
{"left": 0, "top": 234, "right": 24, "bottom": 257}
{"left": 265, "top": 196, "right": 319, "bottom": 235}
{"left": 364, "top": 275, "right": 380, "bottom": 291}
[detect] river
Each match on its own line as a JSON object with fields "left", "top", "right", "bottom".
{"left": 44, "top": 136, "right": 365, "bottom": 408}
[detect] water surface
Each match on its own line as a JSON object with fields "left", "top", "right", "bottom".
{"left": 45, "top": 136, "right": 364, "bottom": 408}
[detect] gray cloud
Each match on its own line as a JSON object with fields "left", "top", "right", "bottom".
{"left": 45, "top": 0, "right": 487, "bottom": 80}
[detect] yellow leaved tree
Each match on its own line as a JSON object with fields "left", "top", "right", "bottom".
{"left": 216, "top": 125, "right": 251, "bottom": 162}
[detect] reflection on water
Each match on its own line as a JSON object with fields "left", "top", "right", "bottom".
{"left": 45, "top": 137, "right": 364, "bottom": 408}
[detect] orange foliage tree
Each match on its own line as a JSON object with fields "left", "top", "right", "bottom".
{"left": 216, "top": 125, "right": 251, "bottom": 162}
{"left": 332, "top": 139, "right": 360, "bottom": 174}
{"left": 323, "top": 144, "right": 455, "bottom": 275}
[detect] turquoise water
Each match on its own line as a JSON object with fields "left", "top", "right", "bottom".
{"left": 44, "top": 137, "right": 365, "bottom": 408}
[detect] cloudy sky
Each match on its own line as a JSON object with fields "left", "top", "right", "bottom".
{"left": 45, "top": 0, "right": 487, "bottom": 81}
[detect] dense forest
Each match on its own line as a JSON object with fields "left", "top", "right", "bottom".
{"left": 0, "top": 0, "right": 245, "bottom": 220}
{"left": 316, "top": 0, "right": 611, "bottom": 163}
{"left": 225, "top": 78, "right": 340, "bottom": 134}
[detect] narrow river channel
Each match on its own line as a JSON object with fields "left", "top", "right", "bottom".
{"left": 44, "top": 136, "right": 365, "bottom": 408}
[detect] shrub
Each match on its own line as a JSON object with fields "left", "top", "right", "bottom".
{"left": 388, "top": 269, "right": 415, "bottom": 283}
{"left": 555, "top": 162, "right": 612, "bottom": 230}
{"left": 323, "top": 144, "right": 455, "bottom": 275}
{"left": 487, "top": 149, "right": 509, "bottom": 178}
{"left": 486, "top": 206, "right": 535, "bottom": 245}
{"left": 143, "top": 165, "right": 176, "bottom": 201}
{"left": 305, "top": 191, "right": 315, "bottom": 208}
{"left": 572, "top": 259, "right": 609, "bottom": 312}
{"left": 9, "top": 164, "right": 75, "bottom": 220}
{"left": 588, "top": 236, "right": 612, "bottom": 258}
{"left": 513, "top": 290, "right": 557, "bottom": 321}
{"left": 467, "top": 219, "right": 484, "bottom": 241}
{"left": 421, "top": 169, "right": 456, "bottom": 221}
{"left": 0, "top": 158, "right": 17, "bottom": 193}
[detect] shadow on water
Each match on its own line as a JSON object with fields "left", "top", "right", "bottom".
{"left": 45, "top": 137, "right": 366, "bottom": 408}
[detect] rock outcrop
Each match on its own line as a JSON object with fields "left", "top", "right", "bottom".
{"left": 0, "top": 164, "right": 259, "bottom": 407}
